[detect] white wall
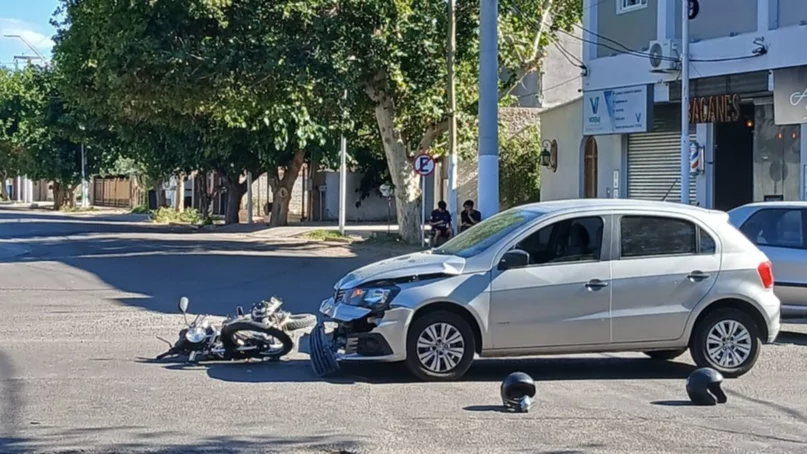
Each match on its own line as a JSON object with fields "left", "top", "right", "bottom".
{"left": 323, "top": 171, "right": 396, "bottom": 222}
{"left": 540, "top": 98, "right": 585, "bottom": 201}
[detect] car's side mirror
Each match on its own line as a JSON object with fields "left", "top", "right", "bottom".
{"left": 178, "top": 297, "right": 189, "bottom": 314}
{"left": 499, "top": 249, "right": 530, "bottom": 271}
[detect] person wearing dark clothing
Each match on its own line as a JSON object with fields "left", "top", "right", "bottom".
{"left": 429, "top": 200, "right": 453, "bottom": 244}
{"left": 459, "top": 200, "right": 482, "bottom": 233}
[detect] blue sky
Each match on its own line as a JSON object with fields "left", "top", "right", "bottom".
{"left": 1, "top": 0, "right": 61, "bottom": 68}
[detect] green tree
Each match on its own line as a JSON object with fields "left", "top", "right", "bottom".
{"left": 304, "top": 0, "right": 582, "bottom": 243}
{"left": 52, "top": 0, "right": 341, "bottom": 225}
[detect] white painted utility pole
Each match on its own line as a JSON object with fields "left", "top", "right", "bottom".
{"left": 478, "top": 0, "right": 499, "bottom": 219}
{"left": 447, "top": 0, "right": 459, "bottom": 233}
{"left": 680, "top": 0, "right": 691, "bottom": 205}
{"left": 339, "top": 89, "right": 348, "bottom": 236}
{"left": 16, "top": 176, "right": 22, "bottom": 202}
{"left": 81, "top": 142, "right": 89, "bottom": 208}
{"left": 246, "top": 172, "right": 253, "bottom": 224}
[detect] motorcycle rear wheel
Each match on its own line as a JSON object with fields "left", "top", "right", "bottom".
{"left": 220, "top": 320, "right": 294, "bottom": 360}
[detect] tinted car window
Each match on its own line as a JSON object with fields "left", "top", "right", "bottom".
{"left": 740, "top": 209, "right": 805, "bottom": 249}
{"left": 699, "top": 230, "right": 716, "bottom": 254}
{"left": 515, "top": 216, "right": 604, "bottom": 265}
{"left": 620, "top": 216, "right": 697, "bottom": 258}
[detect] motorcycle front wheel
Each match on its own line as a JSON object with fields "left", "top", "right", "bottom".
{"left": 220, "top": 320, "right": 294, "bottom": 360}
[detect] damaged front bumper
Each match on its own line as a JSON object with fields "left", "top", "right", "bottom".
{"left": 309, "top": 297, "right": 410, "bottom": 377}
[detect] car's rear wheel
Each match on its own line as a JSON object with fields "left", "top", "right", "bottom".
{"left": 689, "top": 308, "right": 761, "bottom": 378}
{"left": 405, "top": 311, "right": 475, "bottom": 381}
{"left": 643, "top": 349, "right": 687, "bottom": 361}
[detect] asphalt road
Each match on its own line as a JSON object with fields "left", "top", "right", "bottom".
{"left": 2, "top": 207, "right": 807, "bottom": 454}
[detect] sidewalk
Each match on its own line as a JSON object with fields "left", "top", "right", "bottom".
{"left": 246, "top": 223, "right": 399, "bottom": 239}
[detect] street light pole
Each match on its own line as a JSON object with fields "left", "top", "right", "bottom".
{"left": 339, "top": 89, "right": 348, "bottom": 236}
{"left": 4, "top": 35, "right": 49, "bottom": 66}
{"left": 81, "top": 142, "right": 89, "bottom": 208}
{"left": 478, "top": 0, "right": 500, "bottom": 219}
{"left": 680, "top": 0, "right": 691, "bottom": 205}
{"left": 447, "top": 0, "right": 459, "bottom": 233}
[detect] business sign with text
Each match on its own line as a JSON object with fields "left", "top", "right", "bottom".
{"left": 774, "top": 66, "right": 807, "bottom": 125}
{"left": 583, "top": 84, "right": 653, "bottom": 136}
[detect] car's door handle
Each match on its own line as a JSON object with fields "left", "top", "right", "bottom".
{"left": 585, "top": 279, "right": 609, "bottom": 291}
{"left": 687, "top": 270, "right": 711, "bottom": 282}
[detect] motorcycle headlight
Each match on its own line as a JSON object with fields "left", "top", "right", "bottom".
{"left": 345, "top": 286, "right": 400, "bottom": 311}
{"left": 185, "top": 327, "right": 206, "bottom": 344}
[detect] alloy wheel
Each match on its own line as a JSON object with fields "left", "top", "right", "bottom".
{"left": 416, "top": 322, "right": 465, "bottom": 373}
{"left": 706, "top": 320, "right": 752, "bottom": 368}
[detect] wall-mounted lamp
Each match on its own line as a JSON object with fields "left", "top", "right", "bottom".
{"left": 777, "top": 132, "right": 784, "bottom": 140}
{"left": 793, "top": 131, "right": 799, "bottom": 140}
{"left": 540, "top": 139, "right": 558, "bottom": 173}
{"left": 745, "top": 119, "right": 754, "bottom": 128}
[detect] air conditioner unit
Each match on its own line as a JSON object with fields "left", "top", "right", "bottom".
{"left": 647, "top": 39, "right": 681, "bottom": 73}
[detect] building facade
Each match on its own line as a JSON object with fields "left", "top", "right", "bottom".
{"left": 541, "top": 0, "right": 807, "bottom": 210}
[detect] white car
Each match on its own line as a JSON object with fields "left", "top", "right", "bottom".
{"left": 311, "top": 199, "right": 781, "bottom": 381}
{"left": 729, "top": 201, "right": 807, "bottom": 319}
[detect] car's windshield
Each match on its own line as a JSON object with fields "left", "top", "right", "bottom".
{"left": 432, "top": 208, "right": 544, "bottom": 258}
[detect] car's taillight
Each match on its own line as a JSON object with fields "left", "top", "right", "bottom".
{"left": 757, "top": 261, "right": 774, "bottom": 289}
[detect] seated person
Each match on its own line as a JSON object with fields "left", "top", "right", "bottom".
{"left": 459, "top": 199, "right": 482, "bottom": 233}
{"left": 429, "top": 201, "right": 453, "bottom": 244}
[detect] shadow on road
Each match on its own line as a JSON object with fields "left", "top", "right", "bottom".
{"left": 0, "top": 427, "right": 363, "bottom": 454}
{"left": 194, "top": 354, "right": 695, "bottom": 385}
{"left": 775, "top": 330, "right": 807, "bottom": 347}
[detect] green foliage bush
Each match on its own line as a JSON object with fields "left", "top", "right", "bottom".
{"left": 150, "top": 207, "right": 204, "bottom": 225}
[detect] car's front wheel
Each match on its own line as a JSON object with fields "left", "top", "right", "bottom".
{"left": 689, "top": 308, "right": 762, "bottom": 378}
{"left": 405, "top": 311, "right": 476, "bottom": 381}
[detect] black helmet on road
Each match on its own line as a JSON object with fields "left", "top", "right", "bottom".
{"left": 686, "top": 367, "right": 727, "bottom": 406}
{"left": 501, "top": 372, "right": 536, "bottom": 412}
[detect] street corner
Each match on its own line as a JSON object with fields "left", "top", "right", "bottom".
{"left": 0, "top": 242, "right": 30, "bottom": 261}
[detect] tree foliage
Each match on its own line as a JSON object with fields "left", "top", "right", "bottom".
{"left": 499, "top": 124, "right": 542, "bottom": 209}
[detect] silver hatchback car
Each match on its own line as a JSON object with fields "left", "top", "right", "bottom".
{"left": 311, "top": 199, "right": 781, "bottom": 381}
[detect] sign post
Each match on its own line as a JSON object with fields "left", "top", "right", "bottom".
{"left": 413, "top": 153, "right": 436, "bottom": 248}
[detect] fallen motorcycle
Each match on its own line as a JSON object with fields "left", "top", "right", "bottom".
{"left": 155, "top": 296, "right": 314, "bottom": 363}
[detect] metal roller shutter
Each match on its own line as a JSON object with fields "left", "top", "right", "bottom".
{"left": 627, "top": 131, "right": 697, "bottom": 202}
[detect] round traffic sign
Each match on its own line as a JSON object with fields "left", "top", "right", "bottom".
{"left": 413, "top": 153, "right": 435, "bottom": 176}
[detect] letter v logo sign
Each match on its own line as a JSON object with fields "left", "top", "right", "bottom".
{"left": 589, "top": 97, "right": 600, "bottom": 114}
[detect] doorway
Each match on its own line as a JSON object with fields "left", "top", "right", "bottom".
{"left": 583, "top": 137, "right": 598, "bottom": 198}
{"left": 714, "top": 103, "right": 754, "bottom": 211}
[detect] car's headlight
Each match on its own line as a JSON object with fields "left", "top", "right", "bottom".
{"left": 345, "top": 286, "right": 400, "bottom": 311}
{"left": 185, "top": 327, "right": 206, "bottom": 344}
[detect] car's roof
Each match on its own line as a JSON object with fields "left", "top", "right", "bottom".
{"left": 729, "top": 201, "right": 807, "bottom": 212}
{"left": 518, "top": 198, "right": 723, "bottom": 217}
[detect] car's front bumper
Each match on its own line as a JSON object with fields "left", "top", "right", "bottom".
{"left": 309, "top": 298, "right": 411, "bottom": 376}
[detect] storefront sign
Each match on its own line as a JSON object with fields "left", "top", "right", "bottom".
{"left": 688, "top": 94, "right": 741, "bottom": 124}
{"left": 773, "top": 67, "right": 807, "bottom": 125}
{"left": 764, "top": 195, "right": 784, "bottom": 202}
{"left": 583, "top": 84, "right": 653, "bottom": 135}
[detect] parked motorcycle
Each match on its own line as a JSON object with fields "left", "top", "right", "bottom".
{"left": 155, "top": 296, "right": 312, "bottom": 363}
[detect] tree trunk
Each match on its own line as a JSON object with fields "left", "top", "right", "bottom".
{"left": 174, "top": 174, "right": 185, "bottom": 212}
{"left": 197, "top": 172, "right": 213, "bottom": 218}
{"left": 222, "top": 174, "right": 247, "bottom": 225}
{"left": 0, "top": 174, "right": 8, "bottom": 200}
{"left": 52, "top": 181, "right": 66, "bottom": 210}
{"left": 368, "top": 87, "right": 424, "bottom": 244}
{"left": 269, "top": 149, "right": 305, "bottom": 227}
{"left": 153, "top": 178, "right": 166, "bottom": 208}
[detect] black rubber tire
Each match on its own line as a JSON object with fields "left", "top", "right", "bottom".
{"left": 405, "top": 311, "right": 476, "bottom": 382}
{"left": 283, "top": 313, "right": 317, "bottom": 331}
{"left": 220, "top": 320, "right": 294, "bottom": 360}
{"left": 643, "top": 349, "right": 687, "bottom": 361}
{"left": 689, "top": 308, "right": 762, "bottom": 378}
